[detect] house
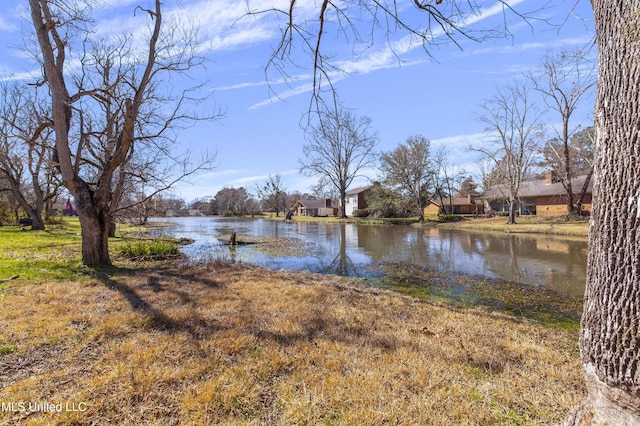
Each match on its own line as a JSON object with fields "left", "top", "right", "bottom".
{"left": 62, "top": 198, "right": 77, "bottom": 216}
{"left": 424, "top": 194, "right": 484, "bottom": 216}
{"left": 480, "top": 172, "right": 593, "bottom": 216}
{"left": 292, "top": 199, "right": 338, "bottom": 217}
{"left": 344, "top": 186, "right": 370, "bottom": 216}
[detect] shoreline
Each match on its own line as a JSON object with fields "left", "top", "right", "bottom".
{"left": 255, "top": 213, "right": 590, "bottom": 238}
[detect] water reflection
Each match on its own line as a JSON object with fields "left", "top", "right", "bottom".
{"left": 148, "top": 217, "right": 587, "bottom": 297}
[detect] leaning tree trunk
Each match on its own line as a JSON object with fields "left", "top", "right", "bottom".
{"left": 12, "top": 191, "right": 45, "bottom": 230}
{"left": 24, "top": 206, "right": 45, "bottom": 231}
{"left": 563, "top": 2, "right": 640, "bottom": 424}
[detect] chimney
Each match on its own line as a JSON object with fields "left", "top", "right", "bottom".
{"left": 468, "top": 194, "right": 473, "bottom": 204}
{"left": 545, "top": 171, "right": 557, "bottom": 184}
{"left": 325, "top": 198, "right": 332, "bottom": 208}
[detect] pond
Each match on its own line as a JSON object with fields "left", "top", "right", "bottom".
{"left": 148, "top": 217, "right": 587, "bottom": 299}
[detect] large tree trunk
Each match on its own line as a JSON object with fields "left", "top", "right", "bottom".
{"left": 24, "top": 205, "right": 45, "bottom": 231}
{"left": 563, "top": 2, "right": 640, "bottom": 424}
{"left": 340, "top": 188, "right": 347, "bottom": 219}
{"left": 75, "top": 187, "right": 112, "bottom": 267}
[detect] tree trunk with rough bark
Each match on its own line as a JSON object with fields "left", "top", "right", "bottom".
{"left": 339, "top": 187, "right": 347, "bottom": 219}
{"left": 75, "top": 185, "right": 112, "bottom": 266}
{"left": 563, "top": 2, "right": 640, "bottom": 424}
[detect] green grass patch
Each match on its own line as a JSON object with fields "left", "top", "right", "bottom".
{"left": 0, "top": 219, "right": 88, "bottom": 283}
{"left": 114, "top": 239, "right": 181, "bottom": 260}
{"left": 0, "top": 217, "right": 185, "bottom": 282}
{"left": 0, "top": 344, "right": 17, "bottom": 356}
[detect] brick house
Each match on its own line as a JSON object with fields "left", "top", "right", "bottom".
{"left": 480, "top": 172, "right": 593, "bottom": 216}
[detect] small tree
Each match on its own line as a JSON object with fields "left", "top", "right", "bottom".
{"left": 457, "top": 176, "right": 479, "bottom": 197}
{"left": 365, "top": 181, "right": 401, "bottom": 219}
{"left": 529, "top": 48, "right": 596, "bottom": 215}
{"left": 256, "top": 174, "right": 287, "bottom": 217}
{"left": 310, "top": 176, "right": 338, "bottom": 201}
{"left": 211, "top": 187, "right": 249, "bottom": 216}
{"left": 300, "top": 109, "right": 378, "bottom": 218}
{"left": 472, "top": 80, "right": 544, "bottom": 224}
{"left": 379, "top": 135, "right": 434, "bottom": 222}
{"left": 433, "top": 147, "right": 466, "bottom": 215}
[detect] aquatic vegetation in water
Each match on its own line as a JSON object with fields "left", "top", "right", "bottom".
{"left": 378, "top": 261, "right": 582, "bottom": 329}
{"left": 217, "top": 234, "right": 316, "bottom": 257}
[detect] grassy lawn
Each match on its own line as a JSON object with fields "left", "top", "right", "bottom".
{"left": 264, "top": 212, "right": 589, "bottom": 237}
{"left": 0, "top": 219, "right": 88, "bottom": 285}
{"left": 0, "top": 219, "right": 586, "bottom": 424}
{"left": 436, "top": 216, "right": 589, "bottom": 238}
{"left": 0, "top": 218, "right": 176, "bottom": 288}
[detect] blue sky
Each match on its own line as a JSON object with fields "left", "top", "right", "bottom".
{"left": 0, "top": 0, "right": 596, "bottom": 202}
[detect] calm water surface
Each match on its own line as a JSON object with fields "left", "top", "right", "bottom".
{"left": 149, "top": 217, "right": 587, "bottom": 298}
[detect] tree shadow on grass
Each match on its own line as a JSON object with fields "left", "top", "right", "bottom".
{"left": 93, "top": 262, "right": 403, "bottom": 352}
{"left": 93, "top": 264, "right": 229, "bottom": 339}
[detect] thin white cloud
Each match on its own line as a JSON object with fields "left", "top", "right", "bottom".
{"left": 0, "top": 16, "right": 17, "bottom": 32}
{"left": 247, "top": 0, "right": 529, "bottom": 109}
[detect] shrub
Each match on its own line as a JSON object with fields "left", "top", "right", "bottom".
{"left": 437, "top": 214, "right": 463, "bottom": 222}
{"left": 115, "top": 239, "right": 180, "bottom": 260}
{"left": 352, "top": 209, "right": 369, "bottom": 218}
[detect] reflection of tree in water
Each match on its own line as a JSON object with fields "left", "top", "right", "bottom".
{"left": 322, "top": 225, "right": 359, "bottom": 276}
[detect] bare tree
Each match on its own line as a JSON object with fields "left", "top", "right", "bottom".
{"left": 300, "top": 109, "right": 378, "bottom": 218}
{"left": 433, "top": 146, "right": 466, "bottom": 215}
{"left": 256, "top": 174, "right": 287, "bottom": 217}
{"left": 379, "top": 135, "right": 433, "bottom": 222}
{"left": 472, "top": 80, "right": 544, "bottom": 224}
{"left": 28, "top": 0, "right": 217, "bottom": 265}
{"left": 529, "top": 47, "right": 596, "bottom": 215}
{"left": 0, "top": 81, "right": 61, "bottom": 230}
{"left": 310, "top": 176, "right": 338, "bottom": 201}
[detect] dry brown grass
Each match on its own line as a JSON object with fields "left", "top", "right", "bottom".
{"left": 0, "top": 262, "right": 584, "bottom": 425}
{"left": 438, "top": 217, "right": 589, "bottom": 238}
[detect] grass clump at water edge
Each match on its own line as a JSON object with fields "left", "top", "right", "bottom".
{"left": 113, "top": 239, "right": 181, "bottom": 261}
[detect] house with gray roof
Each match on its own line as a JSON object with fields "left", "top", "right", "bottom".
{"left": 480, "top": 172, "right": 593, "bottom": 216}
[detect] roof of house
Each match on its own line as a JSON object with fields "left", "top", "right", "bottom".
{"left": 481, "top": 174, "right": 594, "bottom": 200}
{"left": 294, "top": 199, "right": 329, "bottom": 209}
{"left": 429, "top": 196, "right": 479, "bottom": 207}
{"left": 346, "top": 186, "right": 371, "bottom": 196}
